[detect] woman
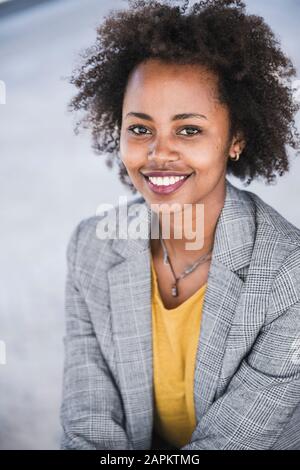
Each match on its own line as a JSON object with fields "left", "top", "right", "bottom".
{"left": 60, "top": 0, "right": 300, "bottom": 450}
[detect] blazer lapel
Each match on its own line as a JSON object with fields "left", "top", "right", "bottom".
{"left": 108, "top": 177, "right": 256, "bottom": 449}
{"left": 192, "top": 179, "right": 256, "bottom": 421}
{"left": 107, "top": 203, "right": 153, "bottom": 449}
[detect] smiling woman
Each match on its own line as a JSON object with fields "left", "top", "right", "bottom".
{"left": 60, "top": 0, "right": 300, "bottom": 451}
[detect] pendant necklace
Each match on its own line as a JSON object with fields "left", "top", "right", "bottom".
{"left": 158, "top": 228, "right": 213, "bottom": 297}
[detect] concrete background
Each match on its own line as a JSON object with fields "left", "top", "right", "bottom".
{"left": 0, "top": 0, "right": 299, "bottom": 449}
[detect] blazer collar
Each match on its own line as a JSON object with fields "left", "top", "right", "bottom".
{"left": 111, "top": 177, "right": 256, "bottom": 272}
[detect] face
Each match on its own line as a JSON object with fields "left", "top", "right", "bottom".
{"left": 120, "top": 59, "right": 244, "bottom": 216}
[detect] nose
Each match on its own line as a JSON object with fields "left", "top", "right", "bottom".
{"left": 147, "top": 139, "right": 180, "bottom": 163}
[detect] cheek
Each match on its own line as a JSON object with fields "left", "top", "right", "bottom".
{"left": 187, "top": 145, "right": 226, "bottom": 177}
{"left": 188, "top": 150, "right": 217, "bottom": 171}
{"left": 122, "top": 153, "right": 141, "bottom": 172}
{"left": 122, "top": 143, "right": 146, "bottom": 171}
{"left": 120, "top": 138, "right": 133, "bottom": 166}
{"left": 214, "top": 134, "right": 227, "bottom": 153}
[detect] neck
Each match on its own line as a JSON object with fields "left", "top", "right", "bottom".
{"left": 151, "top": 181, "right": 226, "bottom": 261}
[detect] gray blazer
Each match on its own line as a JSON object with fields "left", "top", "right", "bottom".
{"left": 60, "top": 177, "right": 300, "bottom": 450}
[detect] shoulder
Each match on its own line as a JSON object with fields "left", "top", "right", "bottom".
{"left": 239, "top": 185, "right": 300, "bottom": 317}
{"left": 234, "top": 183, "right": 300, "bottom": 259}
{"left": 225, "top": 179, "right": 300, "bottom": 268}
{"left": 245, "top": 187, "right": 300, "bottom": 247}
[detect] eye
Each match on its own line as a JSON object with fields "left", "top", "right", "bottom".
{"left": 127, "top": 124, "right": 202, "bottom": 137}
{"left": 178, "top": 126, "right": 202, "bottom": 136}
{"left": 128, "top": 125, "right": 152, "bottom": 136}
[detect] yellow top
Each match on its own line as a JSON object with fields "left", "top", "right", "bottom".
{"left": 151, "top": 255, "right": 208, "bottom": 448}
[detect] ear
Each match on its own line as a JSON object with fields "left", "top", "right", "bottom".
{"left": 228, "top": 131, "right": 246, "bottom": 158}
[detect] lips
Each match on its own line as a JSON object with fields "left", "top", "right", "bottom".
{"left": 142, "top": 171, "right": 193, "bottom": 177}
{"left": 142, "top": 173, "right": 193, "bottom": 195}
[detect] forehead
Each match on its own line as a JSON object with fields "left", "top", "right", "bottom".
{"left": 123, "top": 59, "right": 221, "bottom": 114}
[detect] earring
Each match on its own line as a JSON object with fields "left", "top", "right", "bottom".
{"left": 230, "top": 152, "right": 240, "bottom": 161}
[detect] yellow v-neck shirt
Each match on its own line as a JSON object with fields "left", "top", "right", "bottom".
{"left": 150, "top": 254, "right": 208, "bottom": 448}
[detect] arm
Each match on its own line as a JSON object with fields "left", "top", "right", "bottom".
{"left": 180, "top": 299, "right": 300, "bottom": 450}
{"left": 59, "top": 220, "right": 134, "bottom": 450}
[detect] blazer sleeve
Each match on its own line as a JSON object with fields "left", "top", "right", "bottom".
{"left": 180, "top": 297, "right": 300, "bottom": 450}
{"left": 59, "top": 220, "right": 134, "bottom": 450}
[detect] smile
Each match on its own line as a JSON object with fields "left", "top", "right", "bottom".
{"left": 142, "top": 173, "right": 194, "bottom": 194}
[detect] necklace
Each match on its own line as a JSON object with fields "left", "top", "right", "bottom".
{"left": 159, "top": 229, "right": 213, "bottom": 297}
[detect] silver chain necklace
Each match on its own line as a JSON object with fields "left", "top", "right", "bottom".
{"left": 159, "top": 229, "right": 213, "bottom": 297}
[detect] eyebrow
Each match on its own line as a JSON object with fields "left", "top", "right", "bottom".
{"left": 125, "top": 112, "right": 208, "bottom": 121}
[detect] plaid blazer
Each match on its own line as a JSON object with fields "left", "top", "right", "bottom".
{"left": 60, "top": 177, "right": 300, "bottom": 450}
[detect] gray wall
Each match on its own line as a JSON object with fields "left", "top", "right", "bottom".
{"left": 0, "top": 0, "right": 299, "bottom": 449}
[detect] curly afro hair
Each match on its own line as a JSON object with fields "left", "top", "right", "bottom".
{"left": 67, "top": 0, "right": 300, "bottom": 194}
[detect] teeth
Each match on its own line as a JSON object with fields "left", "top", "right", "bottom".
{"left": 148, "top": 175, "right": 187, "bottom": 186}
